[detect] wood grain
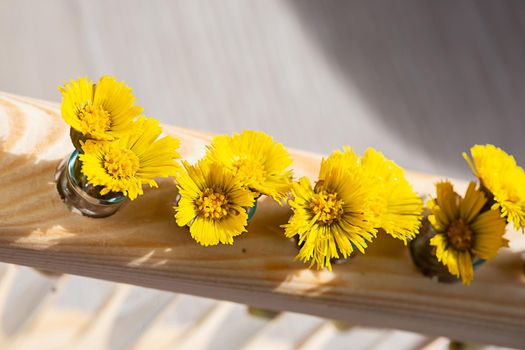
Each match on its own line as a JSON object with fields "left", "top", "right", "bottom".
{"left": 0, "top": 93, "right": 524, "bottom": 348}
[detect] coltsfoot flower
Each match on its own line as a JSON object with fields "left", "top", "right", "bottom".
{"left": 204, "top": 130, "right": 292, "bottom": 203}
{"left": 283, "top": 149, "right": 379, "bottom": 270}
{"left": 360, "top": 148, "right": 423, "bottom": 242}
{"left": 463, "top": 144, "right": 525, "bottom": 231}
{"left": 428, "top": 181, "right": 508, "bottom": 285}
{"left": 175, "top": 160, "right": 255, "bottom": 246}
{"left": 79, "top": 117, "right": 180, "bottom": 200}
{"left": 59, "top": 76, "right": 142, "bottom": 142}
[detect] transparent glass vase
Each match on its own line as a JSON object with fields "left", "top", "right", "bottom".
{"left": 55, "top": 150, "right": 126, "bottom": 218}
{"left": 409, "top": 213, "right": 485, "bottom": 283}
{"left": 246, "top": 199, "right": 258, "bottom": 223}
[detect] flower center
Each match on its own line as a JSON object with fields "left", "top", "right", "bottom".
{"left": 103, "top": 149, "right": 140, "bottom": 179}
{"left": 196, "top": 188, "right": 230, "bottom": 220}
{"left": 78, "top": 104, "right": 111, "bottom": 136}
{"left": 232, "top": 158, "right": 266, "bottom": 186}
{"left": 310, "top": 191, "right": 344, "bottom": 225}
{"left": 447, "top": 219, "right": 473, "bottom": 251}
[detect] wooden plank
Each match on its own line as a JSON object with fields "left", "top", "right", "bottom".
{"left": 0, "top": 92, "right": 524, "bottom": 348}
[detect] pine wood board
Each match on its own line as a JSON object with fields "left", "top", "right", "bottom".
{"left": 0, "top": 92, "right": 524, "bottom": 348}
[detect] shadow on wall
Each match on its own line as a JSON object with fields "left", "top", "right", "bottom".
{"left": 290, "top": 0, "right": 525, "bottom": 177}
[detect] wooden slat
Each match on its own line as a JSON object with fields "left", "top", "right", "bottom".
{"left": 0, "top": 92, "right": 524, "bottom": 348}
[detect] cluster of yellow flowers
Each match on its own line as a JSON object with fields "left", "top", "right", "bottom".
{"left": 426, "top": 145, "right": 525, "bottom": 285}
{"left": 59, "top": 76, "right": 181, "bottom": 200}
{"left": 58, "top": 76, "right": 525, "bottom": 283}
{"left": 174, "top": 131, "right": 293, "bottom": 246}
{"left": 284, "top": 147, "right": 422, "bottom": 270}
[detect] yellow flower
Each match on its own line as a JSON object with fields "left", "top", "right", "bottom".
{"left": 204, "top": 130, "right": 292, "bottom": 203}
{"left": 79, "top": 117, "right": 180, "bottom": 200}
{"left": 59, "top": 76, "right": 142, "bottom": 141}
{"left": 175, "top": 160, "right": 255, "bottom": 246}
{"left": 321, "top": 147, "right": 422, "bottom": 242}
{"left": 360, "top": 148, "right": 422, "bottom": 242}
{"left": 463, "top": 144, "right": 525, "bottom": 231}
{"left": 428, "top": 181, "right": 507, "bottom": 285}
{"left": 284, "top": 149, "right": 379, "bottom": 270}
